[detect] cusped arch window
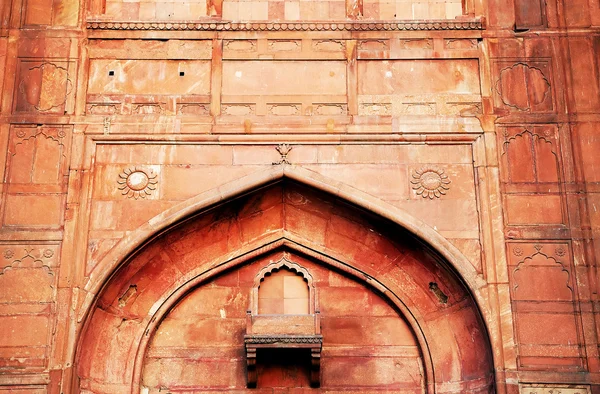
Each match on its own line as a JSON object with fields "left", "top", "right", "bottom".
{"left": 253, "top": 258, "right": 315, "bottom": 315}
{"left": 258, "top": 268, "right": 310, "bottom": 314}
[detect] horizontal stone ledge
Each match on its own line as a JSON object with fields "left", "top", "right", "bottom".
{"left": 86, "top": 19, "right": 484, "bottom": 32}
{"left": 0, "top": 372, "right": 50, "bottom": 385}
{"left": 84, "top": 133, "right": 483, "bottom": 144}
{"left": 244, "top": 334, "right": 324, "bottom": 345}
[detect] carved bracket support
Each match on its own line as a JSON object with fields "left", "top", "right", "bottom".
{"left": 310, "top": 348, "right": 321, "bottom": 387}
{"left": 246, "top": 348, "right": 258, "bottom": 388}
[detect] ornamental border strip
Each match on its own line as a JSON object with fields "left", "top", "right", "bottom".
{"left": 245, "top": 335, "right": 324, "bottom": 344}
{"left": 86, "top": 20, "right": 483, "bottom": 31}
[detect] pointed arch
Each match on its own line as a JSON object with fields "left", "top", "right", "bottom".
{"left": 73, "top": 165, "right": 496, "bottom": 393}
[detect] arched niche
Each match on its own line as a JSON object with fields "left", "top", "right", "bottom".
{"left": 143, "top": 250, "right": 424, "bottom": 391}
{"left": 75, "top": 180, "right": 495, "bottom": 393}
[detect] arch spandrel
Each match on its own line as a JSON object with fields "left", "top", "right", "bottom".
{"left": 76, "top": 172, "right": 495, "bottom": 393}
{"left": 82, "top": 166, "right": 486, "bottom": 316}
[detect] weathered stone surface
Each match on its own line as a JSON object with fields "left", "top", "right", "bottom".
{"left": 1, "top": 0, "right": 599, "bottom": 392}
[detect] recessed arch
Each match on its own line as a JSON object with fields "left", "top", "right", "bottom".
{"left": 131, "top": 240, "right": 435, "bottom": 393}
{"left": 74, "top": 167, "right": 495, "bottom": 394}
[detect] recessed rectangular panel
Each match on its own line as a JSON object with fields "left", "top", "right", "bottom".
{"left": 514, "top": 0, "right": 544, "bottom": 28}
{"left": 87, "top": 60, "right": 211, "bottom": 95}
{"left": 222, "top": 61, "right": 347, "bottom": 96}
{"left": 358, "top": 59, "right": 481, "bottom": 95}
{"left": 505, "top": 194, "right": 563, "bottom": 225}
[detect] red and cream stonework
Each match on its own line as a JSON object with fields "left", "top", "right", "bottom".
{"left": 0, "top": 0, "right": 599, "bottom": 392}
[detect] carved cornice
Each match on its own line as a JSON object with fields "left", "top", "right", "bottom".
{"left": 86, "top": 19, "right": 484, "bottom": 32}
{"left": 244, "top": 335, "right": 324, "bottom": 345}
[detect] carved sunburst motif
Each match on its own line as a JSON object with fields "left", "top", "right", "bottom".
{"left": 117, "top": 167, "right": 158, "bottom": 199}
{"left": 411, "top": 167, "right": 451, "bottom": 199}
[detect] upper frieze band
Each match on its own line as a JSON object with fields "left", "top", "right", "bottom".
{"left": 86, "top": 19, "right": 484, "bottom": 31}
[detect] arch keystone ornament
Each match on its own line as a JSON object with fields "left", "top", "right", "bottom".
{"left": 273, "top": 143, "right": 293, "bottom": 165}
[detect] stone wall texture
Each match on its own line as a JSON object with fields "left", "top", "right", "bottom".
{"left": 0, "top": 0, "right": 599, "bottom": 392}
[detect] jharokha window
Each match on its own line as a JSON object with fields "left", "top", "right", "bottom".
{"left": 244, "top": 256, "right": 322, "bottom": 388}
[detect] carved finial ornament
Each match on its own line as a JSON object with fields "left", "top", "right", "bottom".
{"left": 273, "top": 144, "right": 293, "bottom": 165}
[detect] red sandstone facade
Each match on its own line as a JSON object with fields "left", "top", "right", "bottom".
{"left": 0, "top": 0, "right": 599, "bottom": 392}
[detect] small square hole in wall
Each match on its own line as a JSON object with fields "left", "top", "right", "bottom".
{"left": 108, "top": 70, "right": 115, "bottom": 76}
{"left": 180, "top": 71, "right": 185, "bottom": 76}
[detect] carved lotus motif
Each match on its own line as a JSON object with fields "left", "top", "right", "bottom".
{"left": 513, "top": 247, "right": 524, "bottom": 257}
{"left": 117, "top": 167, "right": 158, "bottom": 199}
{"left": 411, "top": 167, "right": 451, "bottom": 199}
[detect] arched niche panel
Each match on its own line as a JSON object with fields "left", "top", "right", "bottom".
{"left": 76, "top": 181, "right": 494, "bottom": 394}
{"left": 501, "top": 128, "right": 561, "bottom": 186}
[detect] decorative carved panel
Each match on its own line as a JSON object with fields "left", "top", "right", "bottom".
{"left": 501, "top": 126, "right": 560, "bottom": 185}
{"left": 520, "top": 384, "right": 591, "bottom": 394}
{"left": 508, "top": 243, "right": 584, "bottom": 370}
{"left": 499, "top": 125, "right": 565, "bottom": 226}
{"left": 0, "top": 243, "right": 59, "bottom": 370}
{"left": 6, "top": 126, "right": 69, "bottom": 185}
{"left": 3, "top": 126, "right": 71, "bottom": 229}
{"left": 86, "top": 59, "right": 211, "bottom": 115}
{"left": 358, "top": 59, "right": 482, "bottom": 117}
{"left": 493, "top": 60, "right": 554, "bottom": 113}
{"left": 14, "top": 60, "right": 75, "bottom": 114}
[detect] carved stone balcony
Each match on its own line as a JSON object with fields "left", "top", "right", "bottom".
{"left": 244, "top": 257, "right": 322, "bottom": 388}
{"left": 244, "top": 313, "right": 323, "bottom": 388}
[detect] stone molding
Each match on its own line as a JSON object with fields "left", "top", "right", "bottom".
{"left": 244, "top": 335, "right": 324, "bottom": 345}
{"left": 86, "top": 20, "right": 484, "bottom": 32}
